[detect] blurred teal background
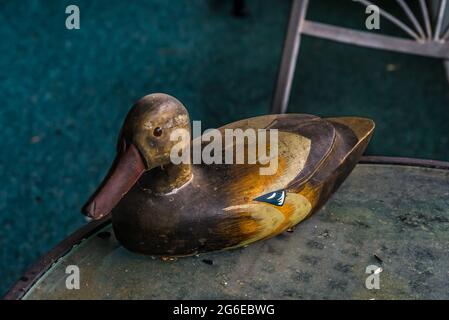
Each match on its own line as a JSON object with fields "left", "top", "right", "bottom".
{"left": 1, "top": 0, "right": 448, "bottom": 295}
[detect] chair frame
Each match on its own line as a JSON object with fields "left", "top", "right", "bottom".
{"left": 271, "top": 0, "right": 449, "bottom": 114}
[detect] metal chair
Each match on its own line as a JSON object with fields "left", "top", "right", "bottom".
{"left": 271, "top": 0, "right": 449, "bottom": 114}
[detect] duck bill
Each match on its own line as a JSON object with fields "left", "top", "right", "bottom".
{"left": 82, "top": 144, "right": 146, "bottom": 220}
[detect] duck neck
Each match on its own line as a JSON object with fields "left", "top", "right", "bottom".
{"left": 151, "top": 162, "right": 192, "bottom": 194}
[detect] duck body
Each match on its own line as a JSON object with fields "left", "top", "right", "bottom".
{"left": 83, "top": 94, "right": 374, "bottom": 256}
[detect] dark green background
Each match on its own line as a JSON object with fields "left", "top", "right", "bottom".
{"left": 1, "top": 0, "right": 448, "bottom": 295}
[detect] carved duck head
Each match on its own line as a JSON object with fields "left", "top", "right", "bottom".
{"left": 82, "top": 93, "right": 192, "bottom": 220}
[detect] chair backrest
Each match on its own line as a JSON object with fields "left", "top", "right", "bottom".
{"left": 271, "top": 0, "right": 449, "bottom": 114}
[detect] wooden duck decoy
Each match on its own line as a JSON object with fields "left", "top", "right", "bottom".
{"left": 82, "top": 93, "right": 374, "bottom": 256}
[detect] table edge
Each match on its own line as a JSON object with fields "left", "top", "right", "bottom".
{"left": 4, "top": 155, "right": 449, "bottom": 300}
{"left": 360, "top": 156, "right": 449, "bottom": 170}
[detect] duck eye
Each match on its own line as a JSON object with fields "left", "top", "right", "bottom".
{"left": 153, "top": 127, "right": 163, "bottom": 137}
{"left": 253, "top": 190, "right": 286, "bottom": 206}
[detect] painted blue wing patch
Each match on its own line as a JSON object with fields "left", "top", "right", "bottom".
{"left": 253, "top": 190, "right": 286, "bottom": 206}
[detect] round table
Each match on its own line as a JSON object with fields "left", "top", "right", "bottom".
{"left": 5, "top": 157, "right": 449, "bottom": 300}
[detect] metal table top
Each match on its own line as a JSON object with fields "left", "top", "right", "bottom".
{"left": 5, "top": 157, "right": 449, "bottom": 299}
